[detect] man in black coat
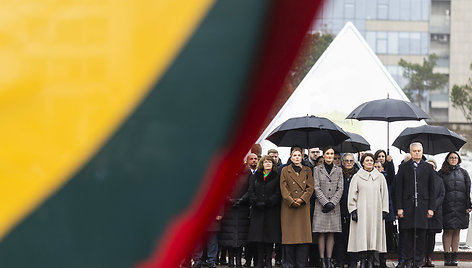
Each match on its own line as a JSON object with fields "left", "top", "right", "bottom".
{"left": 396, "top": 142, "right": 436, "bottom": 268}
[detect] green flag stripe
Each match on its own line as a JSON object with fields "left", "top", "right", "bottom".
{"left": 0, "top": 1, "right": 271, "bottom": 267}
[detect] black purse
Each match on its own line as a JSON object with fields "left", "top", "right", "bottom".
{"left": 386, "top": 221, "right": 399, "bottom": 252}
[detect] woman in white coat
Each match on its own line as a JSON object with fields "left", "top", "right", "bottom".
{"left": 347, "top": 153, "right": 389, "bottom": 268}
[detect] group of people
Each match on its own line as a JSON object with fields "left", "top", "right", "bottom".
{"left": 186, "top": 142, "right": 472, "bottom": 268}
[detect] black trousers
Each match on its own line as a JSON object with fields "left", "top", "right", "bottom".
{"left": 283, "top": 244, "right": 309, "bottom": 268}
{"left": 334, "top": 216, "right": 358, "bottom": 265}
{"left": 401, "top": 228, "right": 426, "bottom": 264}
{"left": 245, "top": 242, "right": 258, "bottom": 265}
{"left": 425, "top": 231, "right": 436, "bottom": 257}
{"left": 256, "top": 242, "right": 273, "bottom": 268}
{"left": 275, "top": 243, "right": 282, "bottom": 262}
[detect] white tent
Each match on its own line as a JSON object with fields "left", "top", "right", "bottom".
{"left": 257, "top": 22, "right": 425, "bottom": 164}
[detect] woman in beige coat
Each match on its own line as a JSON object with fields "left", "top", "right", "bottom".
{"left": 280, "top": 147, "right": 314, "bottom": 268}
{"left": 347, "top": 153, "right": 389, "bottom": 268}
{"left": 312, "top": 146, "right": 343, "bottom": 268}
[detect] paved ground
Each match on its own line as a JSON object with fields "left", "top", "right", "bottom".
{"left": 210, "top": 260, "right": 472, "bottom": 267}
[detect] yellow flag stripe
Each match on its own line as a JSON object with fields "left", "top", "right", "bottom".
{"left": 0, "top": 0, "right": 214, "bottom": 240}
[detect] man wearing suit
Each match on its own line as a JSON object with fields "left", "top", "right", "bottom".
{"left": 396, "top": 142, "right": 436, "bottom": 268}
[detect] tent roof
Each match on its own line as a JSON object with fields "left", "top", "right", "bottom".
{"left": 257, "top": 22, "right": 425, "bottom": 162}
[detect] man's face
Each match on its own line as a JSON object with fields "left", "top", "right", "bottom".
{"left": 410, "top": 145, "right": 423, "bottom": 162}
{"left": 268, "top": 152, "right": 279, "bottom": 164}
{"left": 309, "top": 148, "right": 321, "bottom": 161}
{"left": 342, "top": 155, "right": 355, "bottom": 169}
{"left": 247, "top": 154, "right": 258, "bottom": 169}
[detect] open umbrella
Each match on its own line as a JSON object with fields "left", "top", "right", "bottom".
{"left": 392, "top": 125, "right": 466, "bottom": 155}
{"left": 333, "top": 131, "right": 370, "bottom": 153}
{"left": 346, "top": 96, "right": 430, "bottom": 154}
{"left": 266, "top": 115, "right": 349, "bottom": 148}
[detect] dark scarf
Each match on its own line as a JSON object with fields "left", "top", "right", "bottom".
{"left": 324, "top": 162, "right": 334, "bottom": 174}
{"left": 291, "top": 163, "right": 302, "bottom": 173}
{"left": 342, "top": 166, "right": 356, "bottom": 179}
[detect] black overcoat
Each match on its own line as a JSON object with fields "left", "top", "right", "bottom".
{"left": 218, "top": 168, "right": 251, "bottom": 247}
{"left": 428, "top": 171, "right": 445, "bottom": 231}
{"left": 439, "top": 166, "right": 472, "bottom": 230}
{"left": 247, "top": 170, "right": 282, "bottom": 243}
{"left": 395, "top": 159, "right": 436, "bottom": 229}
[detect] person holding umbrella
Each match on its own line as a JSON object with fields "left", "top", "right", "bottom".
{"left": 374, "top": 150, "right": 395, "bottom": 185}
{"left": 437, "top": 152, "right": 472, "bottom": 266}
{"left": 312, "top": 147, "right": 343, "bottom": 268}
{"left": 395, "top": 142, "right": 436, "bottom": 268}
{"left": 280, "top": 147, "right": 314, "bottom": 268}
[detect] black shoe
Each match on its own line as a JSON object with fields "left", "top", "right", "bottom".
{"left": 275, "top": 260, "right": 282, "bottom": 266}
{"left": 396, "top": 261, "right": 405, "bottom": 268}
{"left": 192, "top": 263, "right": 202, "bottom": 268}
{"left": 444, "top": 252, "right": 451, "bottom": 266}
{"left": 348, "top": 262, "right": 357, "bottom": 268}
{"left": 208, "top": 263, "right": 217, "bottom": 268}
{"left": 450, "top": 252, "right": 458, "bottom": 266}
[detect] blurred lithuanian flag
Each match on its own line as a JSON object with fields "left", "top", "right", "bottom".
{"left": 0, "top": 1, "right": 324, "bottom": 267}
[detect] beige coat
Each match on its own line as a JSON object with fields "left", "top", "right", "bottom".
{"left": 312, "top": 164, "right": 343, "bottom": 233}
{"left": 347, "top": 168, "right": 389, "bottom": 252}
{"left": 280, "top": 165, "right": 314, "bottom": 244}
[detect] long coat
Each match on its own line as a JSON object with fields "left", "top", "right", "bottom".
{"left": 395, "top": 159, "right": 436, "bottom": 230}
{"left": 347, "top": 168, "right": 389, "bottom": 252}
{"left": 218, "top": 168, "right": 251, "bottom": 247}
{"left": 247, "top": 170, "right": 281, "bottom": 243}
{"left": 312, "top": 164, "right": 343, "bottom": 233}
{"left": 439, "top": 166, "right": 472, "bottom": 230}
{"left": 428, "top": 171, "right": 445, "bottom": 231}
{"left": 280, "top": 164, "right": 314, "bottom": 244}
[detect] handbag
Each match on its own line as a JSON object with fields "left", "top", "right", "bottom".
{"left": 386, "top": 221, "right": 399, "bottom": 252}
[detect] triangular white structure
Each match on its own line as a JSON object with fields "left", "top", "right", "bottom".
{"left": 257, "top": 22, "right": 425, "bottom": 163}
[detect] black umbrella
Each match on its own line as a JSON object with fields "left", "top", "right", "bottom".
{"left": 266, "top": 115, "right": 349, "bottom": 148}
{"left": 392, "top": 125, "right": 466, "bottom": 155}
{"left": 334, "top": 132, "right": 370, "bottom": 153}
{"left": 346, "top": 96, "right": 430, "bottom": 154}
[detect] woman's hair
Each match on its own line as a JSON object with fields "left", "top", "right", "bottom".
{"left": 322, "top": 146, "right": 335, "bottom": 156}
{"left": 374, "top": 149, "right": 386, "bottom": 161}
{"left": 257, "top": 155, "right": 277, "bottom": 172}
{"left": 439, "top": 152, "right": 462, "bottom": 175}
{"left": 360, "top": 153, "right": 375, "bottom": 168}
{"left": 290, "top": 147, "right": 303, "bottom": 155}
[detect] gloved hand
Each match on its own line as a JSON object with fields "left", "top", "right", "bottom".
{"left": 255, "top": 201, "right": 266, "bottom": 210}
{"left": 233, "top": 199, "right": 242, "bottom": 208}
{"left": 322, "top": 202, "right": 335, "bottom": 213}
{"left": 351, "top": 210, "right": 358, "bottom": 222}
{"left": 382, "top": 211, "right": 388, "bottom": 220}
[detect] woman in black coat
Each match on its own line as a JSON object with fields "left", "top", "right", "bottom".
{"left": 438, "top": 152, "right": 472, "bottom": 266}
{"left": 219, "top": 167, "right": 251, "bottom": 267}
{"left": 248, "top": 155, "right": 282, "bottom": 268}
{"left": 423, "top": 159, "right": 445, "bottom": 267}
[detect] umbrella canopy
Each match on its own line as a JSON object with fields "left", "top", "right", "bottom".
{"left": 334, "top": 131, "right": 370, "bottom": 153}
{"left": 392, "top": 125, "right": 466, "bottom": 155}
{"left": 346, "top": 97, "right": 430, "bottom": 154}
{"left": 346, "top": 98, "right": 430, "bottom": 122}
{"left": 266, "top": 115, "right": 349, "bottom": 148}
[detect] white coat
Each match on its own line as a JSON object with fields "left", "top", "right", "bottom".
{"left": 347, "top": 168, "right": 389, "bottom": 252}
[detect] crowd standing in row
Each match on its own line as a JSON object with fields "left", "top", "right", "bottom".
{"left": 185, "top": 142, "right": 472, "bottom": 268}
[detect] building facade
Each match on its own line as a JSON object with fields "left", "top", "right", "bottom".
{"left": 313, "top": 0, "right": 471, "bottom": 123}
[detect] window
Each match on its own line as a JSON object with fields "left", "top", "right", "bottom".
{"left": 398, "top": 32, "right": 410, "bottom": 54}
{"left": 388, "top": 32, "right": 398, "bottom": 54}
{"left": 345, "top": 3, "right": 355, "bottom": 19}
{"left": 376, "top": 32, "right": 388, "bottom": 54}
{"left": 378, "top": 4, "right": 389, "bottom": 19}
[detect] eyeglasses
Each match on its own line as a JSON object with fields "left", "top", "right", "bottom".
{"left": 334, "top": 157, "right": 341, "bottom": 160}
{"left": 449, "top": 156, "right": 459, "bottom": 160}
{"left": 343, "top": 160, "right": 354, "bottom": 163}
